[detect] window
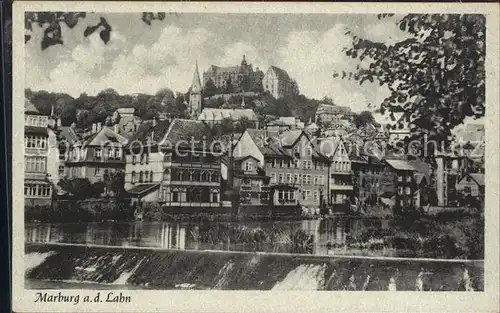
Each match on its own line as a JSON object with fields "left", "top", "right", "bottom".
{"left": 132, "top": 155, "right": 137, "bottom": 165}
{"left": 406, "top": 176, "right": 412, "bottom": 182}
{"left": 201, "top": 172, "right": 209, "bottom": 181}
{"left": 280, "top": 160, "right": 285, "bottom": 168}
{"left": 294, "top": 174, "right": 300, "bottom": 184}
{"left": 398, "top": 175, "right": 403, "bottom": 182}
{"left": 398, "top": 186, "right": 403, "bottom": 194}
{"left": 25, "top": 156, "right": 46, "bottom": 173}
{"left": 58, "top": 165, "right": 64, "bottom": 176}
{"left": 245, "top": 161, "right": 253, "bottom": 172}
{"left": 302, "top": 174, "right": 311, "bottom": 185}
{"left": 286, "top": 173, "right": 292, "bottom": 184}
{"left": 145, "top": 171, "right": 150, "bottom": 182}
{"left": 406, "top": 187, "right": 411, "bottom": 195}
{"left": 302, "top": 190, "right": 311, "bottom": 200}
{"left": 270, "top": 173, "right": 276, "bottom": 183}
{"left": 150, "top": 171, "right": 154, "bottom": 182}
{"left": 94, "top": 148, "right": 102, "bottom": 159}
{"left": 139, "top": 171, "right": 144, "bottom": 183}
{"left": 172, "top": 190, "right": 179, "bottom": 202}
{"left": 306, "top": 147, "right": 312, "bottom": 156}
{"left": 25, "top": 136, "right": 47, "bottom": 149}
{"left": 313, "top": 191, "right": 319, "bottom": 202}
{"left": 211, "top": 173, "right": 220, "bottom": 182}
{"left": 272, "top": 159, "right": 277, "bottom": 168}
{"left": 319, "top": 175, "right": 325, "bottom": 185}
{"left": 314, "top": 176, "right": 319, "bottom": 185}
{"left": 115, "top": 149, "right": 121, "bottom": 159}
{"left": 294, "top": 159, "right": 300, "bottom": 168}
{"left": 95, "top": 167, "right": 101, "bottom": 175}
{"left": 466, "top": 176, "right": 471, "bottom": 182}
{"left": 211, "top": 191, "right": 219, "bottom": 203}
{"left": 279, "top": 173, "right": 284, "bottom": 183}
{"left": 131, "top": 171, "right": 136, "bottom": 184}
{"left": 163, "top": 169, "right": 170, "bottom": 180}
{"left": 294, "top": 146, "right": 300, "bottom": 155}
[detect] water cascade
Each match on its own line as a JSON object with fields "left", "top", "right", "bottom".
{"left": 26, "top": 243, "right": 484, "bottom": 291}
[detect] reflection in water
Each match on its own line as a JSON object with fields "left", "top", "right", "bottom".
{"left": 25, "top": 218, "right": 391, "bottom": 256}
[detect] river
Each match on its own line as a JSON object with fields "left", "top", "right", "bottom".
{"left": 25, "top": 218, "right": 400, "bottom": 257}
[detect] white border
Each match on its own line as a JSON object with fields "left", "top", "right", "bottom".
{"left": 12, "top": 2, "right": 500, "bottom": 313}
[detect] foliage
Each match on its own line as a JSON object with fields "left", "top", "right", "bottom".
{"left": 203, "top": 78, "right": 217, "bottom": 98}
{"left": 57, "top": 178, "right": 104, "bottom": 199}
{"left": 143, "top": 202, "right": 165, "bottom": 221}
{"left": 102, "top": 170, "right": 126, "bottom": 196}
{"left": 25, "top": 12, "right": 167, "bottom": 50}
{"left": 336, "top": 14, "right": 485, "bottom": 151}
{"left": 353, "top": 110, "right": 376, "bottom": 128}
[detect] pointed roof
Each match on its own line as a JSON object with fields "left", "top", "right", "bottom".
{"left": 191, "top": 61, "right": 202, "bottom": 93}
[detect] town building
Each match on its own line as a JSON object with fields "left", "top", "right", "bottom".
{"left": 262, "top": 66, "right": 294, "bottom": 99}
{"left": 314, "top": 103, "right": 352, "bottom": 127}
{"left": 350, "top": 154, "right": 386, "bottom": 205}
{"left": 124, "top": 119, "right": 226, "bottom": 212}
{"left": 24, "top": 99, "right": 59, "bottom": 205}
{"left": 111, "top": 107, "right": 142, "bottom": 137}
{"left": 317, "top": 137, "right": 353, "bottom": 210}
{"left": 266, "top": 117, "right": 304, "bottom": 135}
{"left": 233, "top": 129, "right": 330, "bottom": 214}
{"left": 232, "top": 155, "right": 270, "bottom": 208}
{"left": 434, "top": 152, "right": 471, "bottom": 206}
{"left": 202, "top": 55, "right": 259, "bottom": 92}
{"left": 197, "top": 108, "right": 259, "bottom": 128}
{"left": 456, "top": 173, "right": 485, "bottom": 206}
{"left": 189, "top": 62, "right": 203, "bottom": 118}
{"left": 64, "top": 123, "right": 128, "bottom": 183}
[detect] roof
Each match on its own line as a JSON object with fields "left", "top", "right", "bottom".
{"left": 386, "top": 159, "right": 417, "bottom": 171}
{"left": 246, "top": 129, "right": 293, "bottom": 159}
{"left": 268, "top": 66, "right": 291, "bottom": 82}
{"left": 191, "top": 62, "right": 202, "bottom": 93}
{"left": 127, "top": 184, "right": 160, "bottom": 195}
{"left": 60, "top": 126, "right": 79, "bottom": 144}
{"left": 197, "top": 108, "right": 258, "bottom": 122}
{"left": 278, "top": 130, "right": 303, "bottom": 146}
{"left": 414, "top": 173, "right": 427, "bottom": 185}
{"left": 460, "top": 173, "right": 485, "bottom": 186}
{"left": 25, "top": 99, "right": 41, "bottom": 114}
{"left": 130, "top": 120, "right": 172, "bottom": 143}
{"left": 234, "top": 155, "right": 259, "bottom": 162}
{"left": 25, "top": 126, "right": 49, "bottom": 136}
{"left": 315, "top": 103, "right": 351, "bottom": 116}
{"left": 305, "top": 122, "right": 319, "bottom": 130}
{"left": 205, "top": 64, "right": 241, "bottom": 75}
{"left": 83, "top": 126, "right": 128, "bottom": 147}
{"left": 115, "top": 108, "right": 135, "bottom": 114}
{"left": 160, "top": 119, "right": 215, "bottom": 149}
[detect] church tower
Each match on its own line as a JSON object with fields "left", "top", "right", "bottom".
{"left": 189, "top": 61, "right": 202, "bottom": 117}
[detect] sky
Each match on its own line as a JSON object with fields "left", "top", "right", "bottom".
{"left": 26, "top": 13, "right": 412, "bottom": 113}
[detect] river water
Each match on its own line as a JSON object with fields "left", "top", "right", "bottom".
{"left": 25, "top": 218, "right": 399, "bottom": 257}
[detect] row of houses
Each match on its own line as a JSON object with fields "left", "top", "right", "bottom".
{"left": 24, "top": 94, "right": 485, "bottom": 213}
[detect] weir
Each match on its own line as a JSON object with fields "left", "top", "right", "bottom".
{"left": 26, "top": 243, "right": 484, "bottom": 291}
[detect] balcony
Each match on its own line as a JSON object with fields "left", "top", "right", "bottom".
{"left": 330, "top": 184, "right": 354, "bottom": 191}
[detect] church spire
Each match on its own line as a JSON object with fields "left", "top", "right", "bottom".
{"left": 191, "top": 61, "right": 202, "bottom": 94}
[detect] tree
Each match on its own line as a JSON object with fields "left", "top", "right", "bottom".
{"left": 353, "top": 110, "right": 376, "bottom": 128}
{"left": 204, "top": 78, "right": 217, "bottom": 98}
{"left": 321, "top": 96, "right": 335, "bottom": 106}
{"left": 57, "top": 178, "right": 104, "bottom": 199}
{"left": 336, "top": 14, "right": 485, "bottom": 153}
{"left": 290, "top": 79, "right": 300, "bottom": 96}
{"left": 224, "top": 77, "right": 234, "bottom": 94}
{"left": 25, "top": 12, "right": 167, "bottom": 50}
{"left": 103, "top": 170, "right": 126, "bottom": 196}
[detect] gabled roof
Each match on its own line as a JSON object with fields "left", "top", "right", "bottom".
{"left": 25, "top": 99, "right": 41, "bottom": 115}
{"left": 60, "top": 126, "right": 79, "bottom": 144}
{"left": 160, "top": 119, "right": 215, "bottom": 150}
{"left": 83, "top": 126, "right": 128, "bottom": 147}
{"left": 127, "top": 183, "right": 160, "bottom": 195}
{"left": 268, "top": 66, "right": 291, "bottom": 82}
{"left": 234, "top": 155, "right": 260, "bottom": 162}
{"left": 278, "top": 130, "right": 303, "bottom": 147}
{"left": 246, "top": 129, "right": 293, "bottom": 159}
{"left": 459, "top": 173, "right": 485, "bottom": 186}
{"left": 130, "top": 120, "right": 172, "bottom": 144}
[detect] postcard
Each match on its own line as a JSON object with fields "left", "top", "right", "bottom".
{"left": 12, "top": 2, "right": 500, "bottom": 312}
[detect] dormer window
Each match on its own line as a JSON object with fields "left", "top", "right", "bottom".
{"left": 245, "top": 161, "right": 253, "bottom": 172}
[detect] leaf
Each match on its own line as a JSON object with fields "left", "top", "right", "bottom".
{"left": 100, "top": 29, "right": 110, "bottom": 44}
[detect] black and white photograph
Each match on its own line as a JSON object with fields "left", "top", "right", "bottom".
{"left": 12, "top": 2, "right": 499, "bottom": 313}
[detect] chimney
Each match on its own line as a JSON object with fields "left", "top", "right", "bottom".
{"left": 92, "top": 123, "right": 97, "bottom": 134}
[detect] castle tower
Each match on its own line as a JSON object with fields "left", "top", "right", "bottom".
{"left": 189, "top": 61, "right": 202, "bottom": 117}
{"left": 241, "top": 55, "right": 247, "bottom": 67}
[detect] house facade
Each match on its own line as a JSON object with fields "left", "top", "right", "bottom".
{"left": 233, "top": 129, "right": 330, "bottom": 213}
{"left": 233, "top": 155, "right": 270, "bottom": 207}
{"left": 124, "top": 119, "right": 225, "bottom": 212}
{"left": 24, "top": 99, "right": 60, "bottom": 206}
{"left": 456, "top": 173, "right": 485, "bottom": 205}
{"left": 350, "top": 155, "right": 386, "bottom": 205}
{"left": 262, "top": 66, "right": 293, "bottom": 99}
{"left": 317, "top": 137, "right": 353, "bottom": 208}
{"left": 64, "top": 124, "right": 128, "bottom": 183}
